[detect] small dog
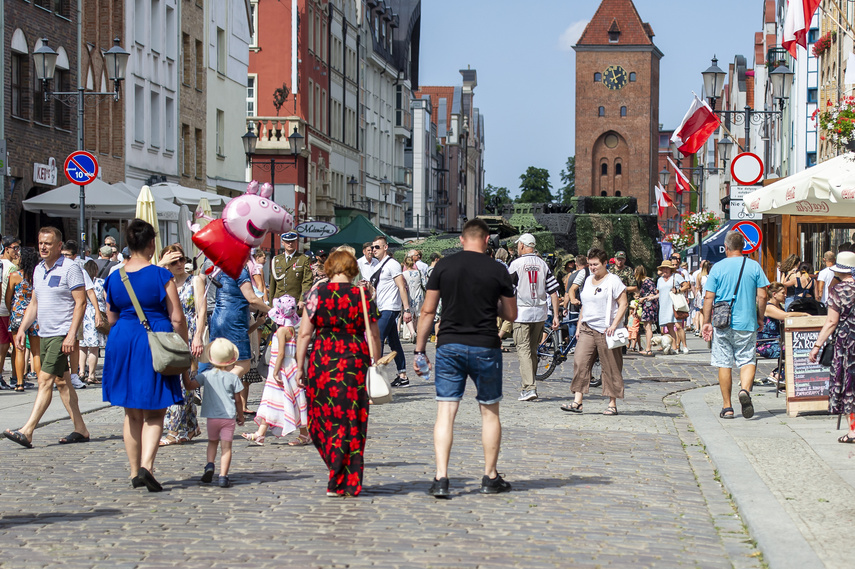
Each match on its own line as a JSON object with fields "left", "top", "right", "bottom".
{"left": 650, "top": 334, "right": 674, "bottom": 354}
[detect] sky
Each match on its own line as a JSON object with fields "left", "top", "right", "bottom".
{"left": 419, "top": 0, "right": 764, "bottom": 198}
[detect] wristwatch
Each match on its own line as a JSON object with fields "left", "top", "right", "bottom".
{"left": 404, "top": 308, "right": 411, "bottom": 313}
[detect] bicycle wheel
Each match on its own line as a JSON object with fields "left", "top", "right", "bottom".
{"left": 535, "top": 330, "right": 561, "bottom": 381}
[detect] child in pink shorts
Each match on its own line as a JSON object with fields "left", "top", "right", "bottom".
{"left": 184, "top": 338, "right": 245, "bottom": 488}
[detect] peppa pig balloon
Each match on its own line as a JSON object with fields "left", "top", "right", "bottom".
{"left": 191, "top": 180, "right": 293, "bottom": 279}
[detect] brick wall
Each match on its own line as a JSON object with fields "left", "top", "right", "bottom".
{"left": 180, "top": 0, "right": 206, "bottom": 189}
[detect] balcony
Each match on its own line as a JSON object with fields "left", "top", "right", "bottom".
{"left": 394, "top": 166, "right": 412, "bottom": 187}
{"left": 246, "top": 116, "right": 305, "bottom": 155}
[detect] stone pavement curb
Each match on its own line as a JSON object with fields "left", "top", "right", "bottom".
{"left": 681, "top": 386, "right": 824, "bottom": 569}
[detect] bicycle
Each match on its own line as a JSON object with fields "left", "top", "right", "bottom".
{"left": 535, "top": 312, "right": 601, "bottom": 385}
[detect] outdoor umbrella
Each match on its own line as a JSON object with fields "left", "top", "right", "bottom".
{"left": 136, "top": 185, "right": 163, "bottom": 263}
{"left": 178, "top": 204, "right": 194, "bottom": 260}
{"left": 22, "top": 178, "right": 137, "bottom": 219}
{"left": 744, "top": 153, "right": 855, "bottom": 216}
{"left": 114, "top": 182, "right": 180, "bottom": 220}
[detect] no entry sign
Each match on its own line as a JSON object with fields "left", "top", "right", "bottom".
{"left": 730, "top": 152, "right": 764, "bottom": 186}
{"left": 64, "top": 151, "right": 99, "bottom": 186}
{"left": 733, "top": 220, "right": 762, "bottom": 254}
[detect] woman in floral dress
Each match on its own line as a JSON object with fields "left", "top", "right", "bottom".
{"left": 5, "top": 247, "right": 39, "bottom": 391}
{"left": 296, "top": 250, "right": 381, "bottom": 497}
{"left": 809, "top": 252, "right": 855, "bottom": 443}
{"left": 634, "top": 265, "right": 658, "bottom": 356}
{"left": 159, "top": 245, "right": 206, "bottom": 445}
{"left": 80, "top": 261, "right": 108, "bottom": 383}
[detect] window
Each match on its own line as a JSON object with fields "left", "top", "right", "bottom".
{"left": 182, "top": 33, "right": 191, "bottom": 85}
{"left": 598, "top": 106, "right": 605, "bottom": 117}
{"left": 594, "top": 72, "right": 602, "bottom": 82}
{"left": 181, "top": 124, "right": 191, "bottom": 175}
{"left": 195, "top": 128, "right": 204, "bottom": 178}
{"left": 165, "top": 6, "right": 176, "bottom": 59}
{"left": 134, "top": 85, "right": 145, "bottom": 143}
{"left": 151, "top": 0, "right": 162, "bottom": 53}
{"left": 54, "top": 70, "right": 70, "bottom": 129}
{"left": 808, "top": 29, "right": 819, "bottom": 44}
{"left": 195, "top": 40, "right": 204, "bottom": 88}
{"left": 250, "top": 1, "right": 259, "bottom": 47}
{"left": 808, "top": 88, "right": 818, "bottom": 103}
{"left": 615, "top": 191, "right": 622, "bottom": 196}
{"left": 807, "top": 151, "right": 817, "bottom": 167}
{"left": 601, "top": 163, "right": 608, "bottom": 176}
{"left": 308, "top": 79, "right": 314, "bottom": 126}
{"left": 135, "top": 0, "right": 146, "bottom": 45}
{"left": 216, "top": 27, "right": 226, "bottom": 74}
{"left": 35, "top": 0, "right": 51, "bottom": 9}
{"left": 308, "top": 6, "right": 314, "bottom": 52}
{"left": 321, "top": 18, "right": 327, "bottom": 63}
{"left": 246, "top": 75, "right": 256, "bottom": 116}
{"left": 629, "top": 72, "right": 636, "bottom": 82}
{"left": 216, "top": 109, "right": 225, "bottom": 156}
{"left": 615, "top": 163, "right": 622, "bottom": 175}
{"left": 11, "top": 53, "right": 24, "bottom": 119}
{"left": 620, "top": 106, "right": 627, "bottom": 117}
{"left": 150, "top": 91, "right": 160, "bottom": 147}
{"left": 165, "top": 96, "right": 174, "bottom": 151}
{"left": 54, "top": 0, "right": 71, "bottom": 18}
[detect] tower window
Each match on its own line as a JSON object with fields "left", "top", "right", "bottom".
{"left": 615, "top": 191, "right": 622, "bottom": 196}
{"left": 629, "top": 72, "right": 636, "bottom": 82}
{"left": 620, "top": 106, "right": 627, "bottom": 117}
{"left": 594, "top": 72, "right": 602, "bottom": 82}
{"left": 600, "top": 190, "right": 608, "bottom": 196}
{"left": 615, "top": 163, "right": 622, "bottom": 175}
{"left": 601, "top": 163, "right": 608, "bottom": 176}
{"left": 598, "top": 106, "right": 605, "bottom": 117}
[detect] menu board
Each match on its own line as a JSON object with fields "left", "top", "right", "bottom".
{"left": 790, "top": 329, "right": 830, "bottom": 399}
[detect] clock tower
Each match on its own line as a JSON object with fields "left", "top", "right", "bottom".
{"left": 573, "top": 0, "right": 662, "bottom": 214}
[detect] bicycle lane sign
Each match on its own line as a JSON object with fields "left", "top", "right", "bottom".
{"left": 63, "top": 151, "right": 99, "bottom": 186}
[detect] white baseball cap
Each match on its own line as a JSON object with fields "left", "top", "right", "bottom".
{"left": 517, "top": 233, "right": 536, "bottom": 248}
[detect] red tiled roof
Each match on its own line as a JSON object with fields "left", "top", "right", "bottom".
{"left": 576, "top": 0, "right": 654, "bottom": 46}
{"left": 414, "top": 86, "right": 455, "bottom": 127}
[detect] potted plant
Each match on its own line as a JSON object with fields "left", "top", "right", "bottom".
{"left": 815, "top": 96, "right": 855, "bottom": 149}
{"left": 812, "top": 30, "right": 836, "bottom": 57}
{"left": 682, "top": 211, "right": 723, "bottom": 235}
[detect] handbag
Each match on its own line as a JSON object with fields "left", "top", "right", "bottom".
{"left": 819, "top": 331, "right": 835, "bottom": 367}
{"left": 120, "top": 268, "right": 192, "bottom": 375}
{"left": 712, "top": 257, "right": 746, "bottom": 329}
{"left": 669, "top": 277, "right": 690, "bottom": 320}
{"left": 359, "top": 285, "right": 393, "bottom": 404}
{"left": 95, "top": 310, "right": 111, "bottom": 335}
{"left": 604, "top": 276, "right": 629, "bottom": 349}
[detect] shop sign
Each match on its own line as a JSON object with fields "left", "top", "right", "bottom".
{"left": 295, "top": 221, "right": 339, "bottom": 239}
{"left": 33, "top": 157, "right": 57, "bottom": 186}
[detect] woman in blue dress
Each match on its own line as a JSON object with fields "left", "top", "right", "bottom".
{"left": 102, "top": 219, "right": 188, "bottom": 492}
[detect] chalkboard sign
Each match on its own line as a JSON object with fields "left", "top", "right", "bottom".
{"left": 784, "top": 316, "right": 831, "bottom": 417}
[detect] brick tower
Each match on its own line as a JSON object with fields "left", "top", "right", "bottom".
{"left": 573, "top": 0, "right": 662, "bottom": 214}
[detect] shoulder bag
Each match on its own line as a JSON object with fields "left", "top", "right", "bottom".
{"left": 669, "top": 275, "right": 690, "bottom": 320}
{"left": 819, "top": 331, "right": 836, "bottom": 367}
{"left": 359, "top": 285, "right": 393, "bottom": 404}
{"left": 120, "top": 268, "right": 192, "bottom": 375}
{"left": 711, "top": 257, "right": 746, "bottom": 329}
{"left": 368, "top": 256, "right": 393, "bottom": 292}
{"left": 604, "top": 275, "right": 629, "bottom": 349}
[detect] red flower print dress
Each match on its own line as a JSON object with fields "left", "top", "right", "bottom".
{"left": 305, "top": 282, "right": 378, "bottom": 496}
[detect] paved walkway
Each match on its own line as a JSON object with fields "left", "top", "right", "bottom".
{"left": 0, "top": 334, "right": 845, "bottom": 567}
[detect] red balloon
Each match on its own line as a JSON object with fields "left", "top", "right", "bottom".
{"left": 191, "top": 219, "right": 250, "bottom": 279}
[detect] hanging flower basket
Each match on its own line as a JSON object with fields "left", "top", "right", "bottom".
{"left": 665, "top": 233, "right": 694, "bottom": 251}
{"left": 682, "top": 211, "right": 723, "bottom": 235}
{"left": 812, "top": 30, "right": 836, "bottom": 57}
{"left": 815, "top": 96, "right": 855, "bottom": 148}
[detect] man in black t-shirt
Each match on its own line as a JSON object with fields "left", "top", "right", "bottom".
{"left": 415, "top": 219, "right": 517, "bottom": 498}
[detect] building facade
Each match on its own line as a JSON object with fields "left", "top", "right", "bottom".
{"left": 179, "top": 0, "right": 206, "bottom": 190}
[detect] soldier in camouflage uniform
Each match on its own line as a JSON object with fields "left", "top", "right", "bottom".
{"left": 268, "top": 232, "right": 314, "bottom": 309}
{"left": 608, "top": 251, "right": 638, "bottom": 298}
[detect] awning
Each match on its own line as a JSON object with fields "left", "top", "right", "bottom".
{"left": 685, "top": 220, "right": 738, "bottom": 263}
{"left": 22, "top": 179, "right": 138, "bottom": 219}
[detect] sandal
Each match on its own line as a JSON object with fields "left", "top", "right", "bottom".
{"left": 3, "top": 429, "right": 33, "bottom": 448}
{"left": 241, "top": 432, "right": 265, "bottom": 446}
{"left": 719, "top": 407, "right": 735, "bottom": 419}
{"left": 560, "top": 402, "right": 583, "bottom": 413}
{"left": 158, "top": 434, "right": 187, "bottom": 447}
{"left": 738, "top": 389, "right": 754, "bottom": 419}
{"left": 603, "top": 406, "right": 619, "bottom": 416}
{"left": 640, "top": 351, "right": 655, "bottom": 357}
{"left": 288, "top": 433, "right": 312, "bottom": 446}
{"left": 59, "top": 432, "right": 90, "bottom": 444}
{"left": 14, "top": 384, "right": 25, "bottom": 392}
{"left": 838, "top": 434, "right": 855, "bottom": 444}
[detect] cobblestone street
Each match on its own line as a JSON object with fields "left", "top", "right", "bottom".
{"left": 0, "top": 342, "right": 774, "bottom": 568}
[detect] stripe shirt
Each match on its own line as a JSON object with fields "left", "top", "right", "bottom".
{"left": 508, "top": 253, "right": 560, "bottom": 323}
{"left": 33, "top": 256, "right": 85, "bottom": 337}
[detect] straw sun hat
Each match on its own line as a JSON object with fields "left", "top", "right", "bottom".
{"left": 657, "top": 260, "right": 675, "bottom": 271}
{"left": 201, "top": 338, "right": 239, "bottom": 367}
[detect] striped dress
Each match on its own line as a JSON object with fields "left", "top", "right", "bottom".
{"left": 254, "top": 331, "right": 306, "bottom": 437}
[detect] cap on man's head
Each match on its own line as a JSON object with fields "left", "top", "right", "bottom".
{"left": 99, "top": 245, "right": 113, "bottom": 257}
{"left": 615, "top": 251, "right": 627, "bottom": 259}
{"left": 281, "top": 232, "right": 298, "bottom": 241}
{"left": 517, "top": 233, "right": 536, "bottom": 248}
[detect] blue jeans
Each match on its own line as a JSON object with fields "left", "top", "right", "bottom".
{"left": 378, "top": 310, "right": 406, "bottom": 373}
{"left": 435, "top": 344, "right": 503, "bottom": 404}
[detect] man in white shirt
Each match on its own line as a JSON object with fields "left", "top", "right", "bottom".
{"left": 357, "top": 242, "right": 379, "bottom": 281}
{"left": 816, "top": 251, "right": 836, "bottom": 304}
{"left": 413, "top": 250, "right": 429, "bottom": 277}
{"left": 507, "top": 233, "right": 560, "bottom": 401}
{"left": 371, "top": 236, "right": 413, "bottom": 387}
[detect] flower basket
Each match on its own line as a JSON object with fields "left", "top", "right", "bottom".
{"left": 812, "top": 31, "right": 836, "bottom": 57}
{"left": 815, "top": 96, "right": 855, "bottom": 148}
{"left": 682, "top": 211, "right": 723, "bottom": 235}
{"left": 664, "top": 233, "right": 694, "bottom": 251}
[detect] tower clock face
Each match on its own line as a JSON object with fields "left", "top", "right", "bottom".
{"left": 604, "top": 65, "right": 628, "bottom": 90}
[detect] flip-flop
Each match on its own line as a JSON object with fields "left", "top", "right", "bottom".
{"left": 640, "top": 351, "right": 655, "bottom": 357}
{"left": 3, "top": 429, "right": 33, "bottom": 448}
{"left": 59, "top": 432, "right": 90, "bottom": 444}
{"left": 838, "top": 434, "right": 855, "bottom": 444}
{"left": 738, "top": 389, "right": 754, "bottom": 419}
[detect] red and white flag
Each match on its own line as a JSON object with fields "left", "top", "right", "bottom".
{"left": 671, "top": 95, "right": 721, "bottom": 157}
{"left": 667, "top": 156, "right": 693, "bottom": 195}
{"left": 783, "top": 0, "right": 822, "bottom": 58}
{"left": 654, "top": 184, "right": 675, "bottom": 217}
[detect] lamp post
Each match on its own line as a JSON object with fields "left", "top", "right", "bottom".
{"left": 379, "top": 176, "right": 391, "bottom": 226}
{"left": 348, "top": 174, "right": 371, "bottom": 214}
{"left": 242, "top": 124, "right": 304, "bottom": 272}
{"left": 34, "top": 37, "right": 129, "bottom": 249}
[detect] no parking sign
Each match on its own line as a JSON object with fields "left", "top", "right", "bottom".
{"left": 733, "top": 220, "right": 762, "bottom": 255}
{"left": 63, "top": 151, "right": 99, "bottom": 186}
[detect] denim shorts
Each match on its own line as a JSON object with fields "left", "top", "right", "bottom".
{"left": 434, "top": 344, "right": 503, "bottom": 404}
{"left": 711, "top": 327, "right": 757, "bottom": 369}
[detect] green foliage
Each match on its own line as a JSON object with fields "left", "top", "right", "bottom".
{"left": 574, "top": 214, "right": 659, "bottom": 275}
{"left": 518, "top": 167, "right": 553, "bottom": 203}
{"left": 557, "top": 156, "right": 575, "bottom": 205}
{"left": 483, "top": 184, "right": 512, "bottom": 213}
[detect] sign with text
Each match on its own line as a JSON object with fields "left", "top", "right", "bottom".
{"left": 784, "top": 317, "right": 831, "bottom": 417}
{"left": 295, "top": 221, "right": 339, "bottom": 239}
{"left": 33, "top": 157, "right": 57, "bottom": 186}
{"left": 729, "top": 185, "right": 758, "bottom": 200}
{"left": 63, "top": 151, "right": 99, "bottom": 186}
{"left": 729, "top": 199, "right": 763, "bottom": 221}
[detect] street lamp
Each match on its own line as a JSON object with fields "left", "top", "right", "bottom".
{"left": 348, "top": 175, "right": 370, "bottom": 211}
{"left": 34, "top": 37, "right": 130, "bottom": 249}
{"left": 718, "top": 133, "right": 734, "bottom": 163}
{"left": 659, "top": 167, "right": 671, "bottom": 187}
{"left": 701, "top": 56, "right": 727, "bottom": 110}
{"left": 770, "top": 64, "right": 795, "bottom": 109}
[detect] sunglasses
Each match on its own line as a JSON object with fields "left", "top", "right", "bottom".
{"left": 594, "top": 287, "right": 603, "bottom": 295}
{"left": 170, "top": 257, "right": 187, "bottom": 265}
{"left": 372, "top": 245, "right": 383, "bottom": 250}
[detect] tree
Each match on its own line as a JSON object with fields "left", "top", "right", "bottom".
{"left": 557, "top": 156, "right": 575, "bottom": 205}
{"left": 518, "top": 167, "right": 553, "bottom": 203}
{"left": 483, "top": 184, "right": 512, "bottom": 213}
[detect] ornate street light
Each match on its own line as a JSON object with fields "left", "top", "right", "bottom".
{"left": 659, "top": 167, "right": 671, "bottom": 187}
{"left": 32, "top": 40, "right": 58, "bottom": 83}
{"left": 701, "top": 56, "right": 727, "bottom": 109}
{"left": 241, "top": 125, "right": 258, "bottom": 160}
{"left": 770, "top": 64, "right": 794, "bottom": 109}
{"left": 288, "top": 127, "right": 304, "bottom": 156}
{"left": 718, "top": 133, "right": 734, "bottom": 163}
{"left": 380, "top": 176, "right": 391, "bottom": 200}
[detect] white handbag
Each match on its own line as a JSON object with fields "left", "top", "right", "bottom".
{"left": 604, "top": 277, "right": 629, "bottom": 349}
{"left": 359, "top": 286, "right": 393, "bottom": 404}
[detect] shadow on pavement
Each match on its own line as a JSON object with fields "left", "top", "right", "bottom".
{"left": 364, "top": 475, "right": 611, "bottom": 495}
{"left": 166, "top": 471, "right": 313, "bottom": 489}
{"left": 0, "top": 508, "right": 121, "bottom": 528}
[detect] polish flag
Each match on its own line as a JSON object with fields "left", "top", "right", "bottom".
{"left": 667, "top": 156, "right": 693, "bottom": 195}
{"left": 671, "top": 95, "right": 721, "bottom": 157}
{"left": 654, "top": 184, "right": 675, "bottom": 217}
{"left": 783, "top": 0, "right": 822, "bottom": 58}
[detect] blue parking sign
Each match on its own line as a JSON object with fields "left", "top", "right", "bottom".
{"left": 64, "top": 151, "right": 99, "bottom": 186}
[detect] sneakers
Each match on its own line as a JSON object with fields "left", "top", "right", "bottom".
{"left": 390, "top": 375, "right": 410, "bottom": 388}
{"left": 201, "top": 462, "right": 215, "bottom": 484}
{"left": 680, "top": 346, "right": 690, "bottom": 355}
{"left": 428, "top": 477, "right": 451, "bottom": 499}
{"left": 70, "top": 374, "right": 86, "bottom": 389}
{"left": 218, "top": 475, "right": 231, "bottom": 488}
{"left": 480, "top": 473, "right": 512, "bottom": 494}
{"left": 589, "top": 377, "right": 603, "bottom": 388}
{"left": 0, "top": 377, "right": 12, "bottom": 391}
{"left": 518, "top": 390, "right": 538, "bottom": 401}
